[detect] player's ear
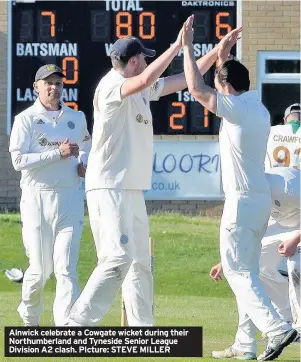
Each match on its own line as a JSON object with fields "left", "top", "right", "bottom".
{"left": 33, "top": 81, "right": 39, "bottom": 93}
{"left": 129, "top": 56, "right": 138, "bottom": 66}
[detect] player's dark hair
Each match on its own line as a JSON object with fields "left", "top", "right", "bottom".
{"left": 110, "top": 51, "right": 131, "bottom": 69}
{"left": 217, "top": 59, "right": 250, "bottom": 92}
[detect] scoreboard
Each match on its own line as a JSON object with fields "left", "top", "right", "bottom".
{"left": 9, "top": 0, "right": 238, "bottom": 135}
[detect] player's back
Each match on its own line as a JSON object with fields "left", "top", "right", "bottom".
{"left": 266, "top": 123, "right": 301, "bottom": 170}
{"left": 218, "top": 91, "right": 271, "bottom": 195}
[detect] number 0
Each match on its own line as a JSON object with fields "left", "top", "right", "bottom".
{"left": 139, "top": 12, "right": 155, "bottom": 40}
{"left": 62, "top": 57, "right": 78, "bottom": 85}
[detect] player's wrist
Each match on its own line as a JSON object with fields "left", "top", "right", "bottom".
{"left": 170, "top": 43, "right": 181, "bottom": 53}
{"left": 58, "top": 147, "right": 64, "bottom": 158}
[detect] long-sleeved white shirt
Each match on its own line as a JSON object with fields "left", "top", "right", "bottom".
{"left": 9, "top": 98, "right": 91, "bottom": 189}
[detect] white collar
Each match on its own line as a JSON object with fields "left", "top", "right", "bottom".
{"left": 238, "top": 90, "right": 259, "bottom": 100}
{"left": 33, "top": 97, "right": 67, "bottom": 114}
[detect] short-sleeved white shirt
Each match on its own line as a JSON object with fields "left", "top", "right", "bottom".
{"left": 265, "top": 123, "right": 301, "bottom": 170}
{"left": 265, "top": 167, "right": 300, "bottom": 228}
{"left": 217, "top": 90, "right": 271, "bottom": 195}
{"left": 85, "top": 68, "right": 164, "bottom": 191}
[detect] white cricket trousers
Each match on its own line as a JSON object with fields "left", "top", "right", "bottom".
{"left": 18, "top": 187, "right": 84, "bottom": 326}
{"left": 287, "top": 245, "right": 301, "bottom": 333}
{"left": 260, "top": 220, "right": 300, "bottom": 325}
{"left": 68, "top": 189, "right": 153, "bottom": 326}
{"left": 220, "top": 193, "right": 291, "bottom": 354}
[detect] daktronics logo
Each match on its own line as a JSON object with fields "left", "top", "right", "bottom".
{"left": 38, "top": 137, "right": 62, "bottom": 147}
{"left": 181, "top": 1, "right": 235, "bottom": 6}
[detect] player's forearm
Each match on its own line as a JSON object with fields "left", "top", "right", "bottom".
{"left": 11, "top": 149, "right": 61, "bottom": 171}
{"left": 216, "top": 55, "right": 226, "bottom": 67}
{"left": 196, "top": 45, "right": 219, "bottom": 76}
{"left": 289, "top": 231, "right": 300, "bottom": 248}
{"left": 184, "top": 45, "right": 217, "bottom": 113}
{"left": 184, "top": 45, "right": 206, "bottom": 94}
{"left": 161, "top": 47, "right": 219, "bottom": 97}
{"left": 141, "top": 43, "right": 179, "bottom": 88}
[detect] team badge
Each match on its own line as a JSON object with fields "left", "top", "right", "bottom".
{"left": 136, "top": 114, "right": 143, "bottom": 123}
{"left": 67, "top": 121, "right": 75, "bottom": 129}
{"left": 120, "top": 234, "right": 129, "bottom": 244}
{"left": 152, "top": 80, "right": 159, "bottom": 92}
{"left": 46, "top": 65, "right": 55, "bottom": 71}
{"left": 39, "top": 138, "right": 47, "bottom": 147}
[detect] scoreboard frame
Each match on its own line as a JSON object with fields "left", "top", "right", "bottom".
{"left": 6, "top": 0, "right": 242, "bottom": 136}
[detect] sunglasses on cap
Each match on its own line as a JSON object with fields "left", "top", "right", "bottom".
{"left": 290, "top": 105, "right": 300, "bottom": 113}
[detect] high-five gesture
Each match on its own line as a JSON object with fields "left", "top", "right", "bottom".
{"left": 217, "top": 26, "right": 242, "bottom": 64}
{"left": 182, "top": 15, "right": 194, "bottom": 47}
{"left": 173, "top": 24, "right": 185, "bottom": 50}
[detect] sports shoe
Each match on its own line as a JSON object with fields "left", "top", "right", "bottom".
{"left": 257, "top": 329, "right": 298, "bottom": 361}
{"left": 293, "top": 333, "right": 300, "bottom": 343}
{"left": 212, "top": 346, "right": 257, "bottom": 360}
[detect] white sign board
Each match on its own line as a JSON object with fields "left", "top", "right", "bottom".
{"left": 144, "top": 140, "right": 223, "bottom": 200}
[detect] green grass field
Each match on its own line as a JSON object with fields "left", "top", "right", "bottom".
{"left": 0, "top": 213, "right": 299, "bottom": 362}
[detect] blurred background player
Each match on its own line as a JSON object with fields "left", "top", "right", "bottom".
{"left": 9, "top": 64, "right": 91, "bottom": 326}
{"left": 261, "top": 168, "right": 300, "bottom": 338}
{"left": 261, "top": 102, "right": 300, "bottom": 336}
{"left": 265, "top": 103, "right": 300, "bottom": 170}
{"left": 211, "top": 167, "right": 300, "bottom": 358}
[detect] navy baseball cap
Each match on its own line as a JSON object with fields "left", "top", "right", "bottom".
{"left": 35, "top": 64, "right": 65, "bottom": 82}
{"left": 110, "top": 37, "right": 156, "bottom": 60}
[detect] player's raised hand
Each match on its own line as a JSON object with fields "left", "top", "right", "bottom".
{"left": 210, "top": 262, "right": 223, "bottom": 281}
{"left": 174, "top": 23, "right": 185, "bottom": 50}
{"left": 217, "top": 26, "right": 242, "bottom": 63}
{"left": 59, "top": 137, "right": 79, "bottom": 158}
{"left": 182, "top": 15, "right": 194, "bottom": 47}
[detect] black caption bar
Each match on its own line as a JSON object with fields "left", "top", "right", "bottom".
{"left": 5, "top": 327, "right": 203, "bottom": 357}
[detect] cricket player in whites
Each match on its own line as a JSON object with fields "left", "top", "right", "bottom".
{"left": 67, "top": 18, "right": 241, "bottom": 326}
{"left": 259, "top": 103, "right": 300, "bottom": 339}
{"left": 265, "top": 103, "right": 300, "bottom": 170}
{"left": 9, "top": 64, "right": 91, "bottom": 326}
{"left": 182, "top": 16, "right": 297, "bottom": 361}
{"left": 210, "top": 167, "right": 300, "bottom": 357}
{"left": 263, "top": 168, "right": 300, "bottom": 337}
